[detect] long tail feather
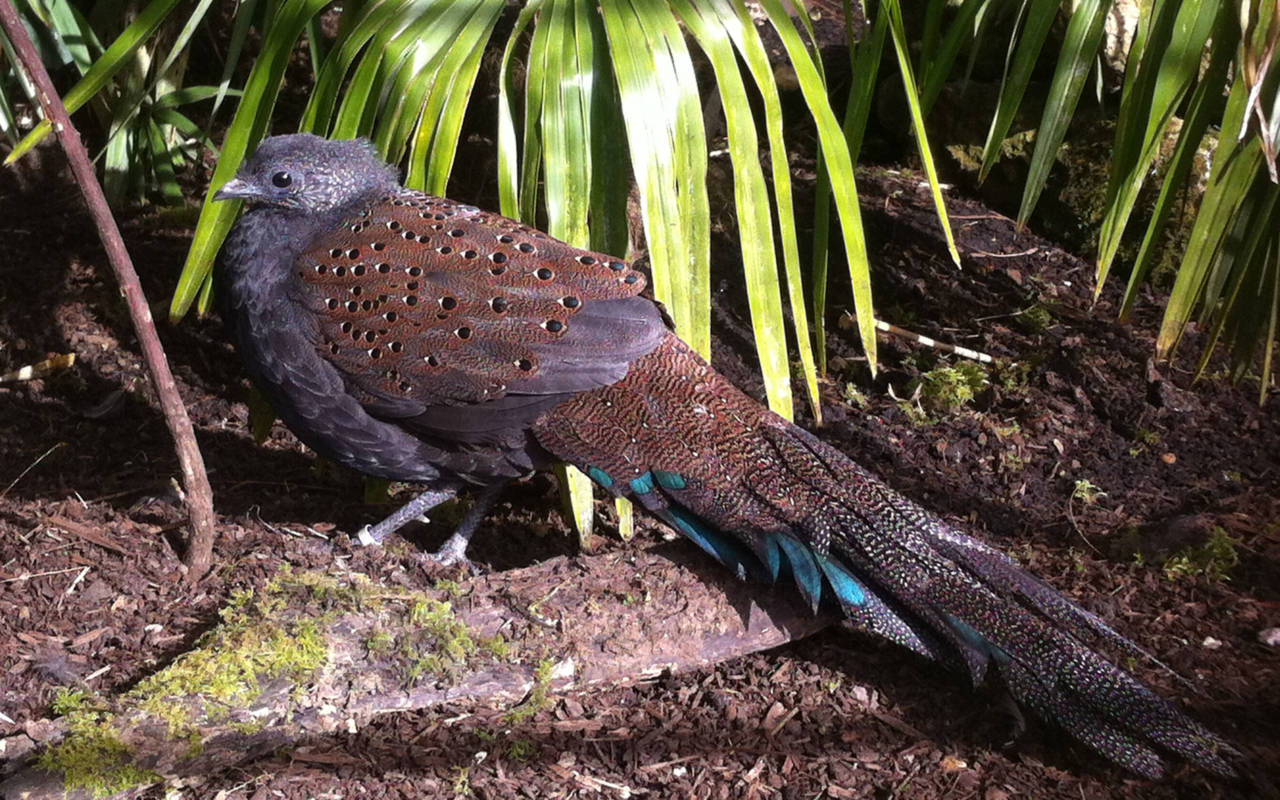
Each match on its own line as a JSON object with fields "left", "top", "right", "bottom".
{"left": 534, "top": 334, "right": 1235, "bottom": 777}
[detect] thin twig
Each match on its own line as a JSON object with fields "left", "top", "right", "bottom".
{"left": 0, "top": 442, "right": 63, "bottom": 500}
{"left": 0, "top": 1, "right": 217, "bottom": 580}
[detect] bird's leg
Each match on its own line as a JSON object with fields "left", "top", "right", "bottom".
{"left": 356, "top": 486, "right": 458, "bottom": 546}
{"left": 425, "top": 483, "right": 505, "bottom": 567}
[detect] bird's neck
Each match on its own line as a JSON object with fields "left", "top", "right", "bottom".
{"left": 222, "top": 200, "right": 367, "bottom": 290}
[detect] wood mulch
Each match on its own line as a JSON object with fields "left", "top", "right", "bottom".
{"left": 0, "top": 144, "right": 1276, "bottom": 798}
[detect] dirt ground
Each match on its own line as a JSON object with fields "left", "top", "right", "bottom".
{"left": 0, "top": 138, "right": 1277, "bottom": 800}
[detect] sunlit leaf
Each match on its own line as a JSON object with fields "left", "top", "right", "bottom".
{"left": 754, "top": 0, "right": 876, "bottom": 373}
{"left": 1095, "top": 0, "right": 1220, "bottom": 293}
{"left": 6, "top": 0, "right": 183, "bottom": 164}
{"left": 170, "top": 0, "right": 331, "bottom": 321}
{"left": 883, "top": 0, "right": 958, "bottom": 266}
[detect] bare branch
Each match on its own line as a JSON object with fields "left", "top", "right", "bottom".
{"left": 0, "top": 1, "right": 217, "bottom": 578}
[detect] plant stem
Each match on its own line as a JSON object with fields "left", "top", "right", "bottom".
{"left": 0, "top": 0, "right": 217, "bottom": 580}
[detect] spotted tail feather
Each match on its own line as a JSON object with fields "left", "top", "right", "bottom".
{"left": 533, "top": 333, "right": 1234, "bottom": 778}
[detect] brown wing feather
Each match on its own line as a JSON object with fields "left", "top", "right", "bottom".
{"left": 292, "top": 189, "right": 664, "bottom": 440}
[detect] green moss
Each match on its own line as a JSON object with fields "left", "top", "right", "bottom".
{"left": 391, "top": 596, "right": 499, "bottom": 687}
{"left": 51, "top": 687, "right": 92, "bottom": 716}
{"left": 434, "top": 578, "right": 464, "bottom": 599}
{"left": 451, "top": 766, "right": 472, "bottom": 796}
{"left": 130, "top": 615, "right": 326, "bottom": 722}
{"left": 366, "top": 628, "right": 395, "bottom": 657}
{"left": 998, "top": 450, "right": 1027, "bottom": 473}
{"left": 1020, "top": 305, "right": 1054, "bottom": 333}
{"left": 897, "top": 401, "right": 935, "bottom": 427}
{"left": 229, "top": 719, "right": 265, "bottom": 735}
{"left": 480, "top": 634, "right": 511, "bottom": 660}
{"left": 1164, "top": 526, "right": 1240, "bottom": 582}
{"left": 504, "top": 657, "right": 556, "bottom": 724}
{"left": 997, "top": 360, "right": 1033, "bottom": 394}
{"left": 1071, "top": 479, "right": 1106, "bottom": 506}
{"left": 126, "top": 572, "right": 331, "bottom": 739}
{"left": 42, "top": 566, "right": 520, "bottom": 796}
{"left": 270, "top": 567, "right": 378, "bottom": 613}
{"left": 990, "top": 421, "right": 1021, "bottom": 438}
{"left": 36, "top": 712, "right": 160, "bottom": 797}
{"left": 408, "top": 598, "right": 476, "bottom": 663}
{"left": 507, "top": 737, "right": 537, "bottom": 762}
{"left": 842, "top": 384, "right": 869, "bottom": 409}
{"left": 915, "top": 362, "right": 988, "bottom": 415}
{"left": 406, "top": 651, "right": 445, "bottom": 684}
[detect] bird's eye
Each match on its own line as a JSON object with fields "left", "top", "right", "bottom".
{"left": 271, "top": 171, "right": 293, "bottom": 189}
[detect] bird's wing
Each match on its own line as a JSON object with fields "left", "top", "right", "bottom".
{"left": 293, "top": 189, "right": 665, "bottom": 441}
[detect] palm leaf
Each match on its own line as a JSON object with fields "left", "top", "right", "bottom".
{"left": 1016, "top": 0, "right": 1108, "bottom": 226}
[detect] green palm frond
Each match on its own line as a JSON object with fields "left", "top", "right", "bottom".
{"left": 4, "top": 0, "right": 222, "bottom": 205}
{"left": 970, "top": 0, "right": 1279, "bottom": 399}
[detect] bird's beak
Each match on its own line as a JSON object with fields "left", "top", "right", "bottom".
{"left": 213, "top": 177, "right": 257, "bottom": 202}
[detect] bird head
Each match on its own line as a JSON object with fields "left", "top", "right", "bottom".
{"left": 214, "top": 134, "right": 400, "bottom": 214}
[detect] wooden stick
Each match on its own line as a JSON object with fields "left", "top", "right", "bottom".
{"left": 0, "top": 1, "right": 217, "bottom": 579}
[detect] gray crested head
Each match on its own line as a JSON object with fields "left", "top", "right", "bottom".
{"left": 215, "top": 134, "right": 400, "bottom": 214}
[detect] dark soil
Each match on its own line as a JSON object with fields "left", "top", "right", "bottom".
{"left": 0, "top": 144, "right": 1276, "bottom": 800}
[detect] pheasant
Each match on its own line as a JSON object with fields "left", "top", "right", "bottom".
{"left": 214, "top": 133, "right": 1234, "bottom": 778}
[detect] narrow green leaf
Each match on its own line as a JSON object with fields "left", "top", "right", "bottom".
{"left": 1259, "top": 228, "right": 1280, "bottom": 403}
{"left": 615, "top": 496, "right": 634, "bottom": 541}
{"left": 520, "top": 0, "right": 551, "bottom": 222}
{"left": 1095, "top": 0, "right": 1220, "bottom": 293}
{"left": 583, "top": 0, "right": 628, "bottom": 257}
{"left": 147, "top": 119, "right": 184, "bottom": 205}
{"left": 154, "top": 85, "right": 231, "bottom": 109}
{"left": 300, "top": 0, "right": 411, "bottom": 134}
{"left": 170, "top": 0, "right": 330, "bottom": 321}
{"left": 598, "top": 0, "right": 709, "bottom": 354}
{"left": 417, "top": 4, "right": 502, "bottom": 194}
{"left": 1119, "top": 3, "right": 1237, "bottom": 319}
{"left": 331, "top": 3, "right": 458, "bottom": 140}
{"left": 751, "top": 0, "right": 877, "bottom": 373}
{"left": 1156, "top": 140, "right": 1265, "bottom": 357}
{"left": 154, "top": 107, "right": 215, "bottom": 148}
{"left": 153, "top": 0, "right": 216, "bottom": 83}
{"left": 712, "top": 0, "right": 824, "bottom": 419}
{"left": 919, "top": 0, "right": 987, "bottom": 117}
{"left": 102, "top": 117, "right": 133, "bottom": 207}
{"left": 39, "top": 0, "right": 99, "bottom": 72}
{"left": 6, "top": 0, "right": 183, "bottom": 164}
{"left": 211, "top": 0, "right": 260, "bottom": 120}
{"left": 883, "top": 0, "right": 958, "bottom": 266}
{"left": 555, "top": 462, "right": 595, "bottom": 545}
{"left": 1016, "top": 0, "right": 1109, "bottom": 226}
{"left": 535, "top": 0, "right": 628, "bottom": 540}
{"left": 812, "top": 1, "right": 888, "bottom": 376}
{"left": 978, "top": 0, "right": 1057, "bottom": 182}
{"left": 674, "top": 0, "right": 793, "bottom": 417}
{"left": 496, "top": 0, "right": 543, "bottom": 217}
